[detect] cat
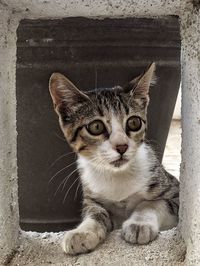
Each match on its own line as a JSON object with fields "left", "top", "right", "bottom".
{"left": 49, "top": 63, "right": 179, "bottom": 255}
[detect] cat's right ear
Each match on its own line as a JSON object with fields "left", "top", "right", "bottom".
{"left": 49, "top": 73, "right": 90, "bottom": 110}
{"left": 123, "top": 63, "right": 156, "bottom": 99}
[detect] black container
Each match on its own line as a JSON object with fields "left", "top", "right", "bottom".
{"left": 17, "top": 17, "right": 181, "bottom": 232}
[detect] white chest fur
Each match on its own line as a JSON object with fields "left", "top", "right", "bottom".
{"left": 78, "top": 144, "right": 153, "bottom": 202}
{"left": 82, "top": 169, "right": 145, "bottom": 201}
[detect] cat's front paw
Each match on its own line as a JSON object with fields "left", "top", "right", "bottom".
{"left": 121, "top": 222, "right": 158, "bottom": 245}
{"left": 62, "top": 229, "right": 100, "bottom": 255}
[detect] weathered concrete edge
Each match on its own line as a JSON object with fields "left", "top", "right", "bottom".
{"left": 2, "top": 0, "right": 200, "bottom": 264}
{"left": 2, "top": 0, "right": 182, "bottom": 19}
{"left": 9, "top": 228, "right": 186, "bottom": 266}
{"left": 180, "top": 1, "right": 200, "bottom": 265}
{"left": 0, "top": 5, "right": 21, "bottom": 264}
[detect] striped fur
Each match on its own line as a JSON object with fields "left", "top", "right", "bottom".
{"left": 49, "top": 63, "right": 179, "bottom": 255}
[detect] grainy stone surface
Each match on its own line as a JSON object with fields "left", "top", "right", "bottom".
{"left": 0, "top": 0, "right": 200, "bottom": 264}
{"left": 2, "top": 0, "right": 181, "bottom": 19}
{"left": 180, "top": 2, "right": 200, "bottom": 265}
{"left": 0, "top": 4, "right": 20, "bottom": 264}
{"left": 10, "top": 228, "right": 185, "bottom": 266}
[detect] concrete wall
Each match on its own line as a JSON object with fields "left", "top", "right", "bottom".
{"left": 180, "top": 1, "right": 200, "bottom": 264}
{"left": 1, "top": 0, "right": 181, "bottom": 18}
{"left": 0, "top": 0, "right": 199, "bottom": 264}
{"left": 0, "top": 5, "right": 20, "bottom": 263}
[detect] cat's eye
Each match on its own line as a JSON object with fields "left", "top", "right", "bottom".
{"left": 126, "top": 116, "right": 142, "bottom": 132}
{"left": 86, "top": 120, "right": 106, "bottom": 136}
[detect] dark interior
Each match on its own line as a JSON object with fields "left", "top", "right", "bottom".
{"left": 16, "top": 17, "right": 181, "bottom": 232}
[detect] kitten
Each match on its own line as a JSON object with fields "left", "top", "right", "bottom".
{"left": 49, "top": 63, "right": 179, "bottom": 255}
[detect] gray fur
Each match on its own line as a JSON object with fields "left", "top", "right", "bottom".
{"left": 49, "top": 63, "right": 179, "bottom": 255}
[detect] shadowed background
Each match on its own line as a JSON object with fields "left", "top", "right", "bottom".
{"left": 16, "top": 17, "right": 180, "bottom": 232}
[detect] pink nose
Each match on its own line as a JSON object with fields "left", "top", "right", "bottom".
{"left": 116, "top": 144, "right": 128, "bottom": 155}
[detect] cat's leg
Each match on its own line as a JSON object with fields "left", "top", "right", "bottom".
{"left": 62, "top": 198, "right": 112, "bottom": 255}
{"left": 121, "top": 198, "right": 178, "bottom": 244}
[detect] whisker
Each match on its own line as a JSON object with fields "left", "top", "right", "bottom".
{"left": 74, "top": 153, "right": 78, "bottom": 160}
{"left": 54, "top": 177, "right": 67, "bottom": 197}
{"left": 95, "top": 66, "right": 98, "bottom": 91}
{"left": 53, "top": 132, "right": 66, "bottom": 142}
{"left": 90, "top": 159, "right": 105, "bottom": 170}
{"left": 61, "top": 168, "right": 78, "bottom": 191}
{"left": 74, "top": 181, "right": 81, "bottom": 201}
{"left": 50, "top": 151, "right": 75, "bottom": 168}
{"left": 90, "top": 157, "right": 106, "bottom": 174}
{"left": 49, "top": 161, "right": 77, "bottom": 184}
{"left": 63, "top": 176, "right": 79, "bottom": 203}
{"left": 54, "top": 168, "right": 78, "bottom": 197}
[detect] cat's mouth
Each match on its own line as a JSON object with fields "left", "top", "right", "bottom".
{"left": 110, "top": 157, "right": 129, "bottom": 167}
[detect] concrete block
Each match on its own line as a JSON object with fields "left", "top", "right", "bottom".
{"left": 0, "top": 5, "right": 20, "bottom": 263}
{"left": 0, "top": 0, "right": 200, "bottom": 264}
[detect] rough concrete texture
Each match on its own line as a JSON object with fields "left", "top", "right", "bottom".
{"left": 0, "top": 0, "right": 200, "bottom": 264}
{"left": 180, "top": 1, "right": 200, "bottom": 265}
{"left": 2, "top": 0, "right": 181, "bottom": 19}
{"left": 0, "top": 4, "right": 20, "bottom": 264}
{"left": 9, "top": 228, "right": 185, "bottom": 266}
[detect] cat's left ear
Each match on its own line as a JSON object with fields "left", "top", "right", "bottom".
{"left": 49, "top": 73, "right": 90, "bottom": 111}
{"left": 124, "top": 62, "right": 156, "bottom": 100}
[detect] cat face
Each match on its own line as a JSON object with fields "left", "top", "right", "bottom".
{"left": 49, "top": 63, "right": 155, "bottom": 171}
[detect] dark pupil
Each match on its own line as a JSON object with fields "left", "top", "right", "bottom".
{"left": 94, "top": 123, "right": 100, "bottom": 132}
{"left": 88, "top": 120, "right": 104, "bottom": 135}
{"left": 128, "top": 117, "right": 141, "bottom": 131}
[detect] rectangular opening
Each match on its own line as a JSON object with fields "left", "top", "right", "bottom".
{"left": 16, "top": 17, "right": 181, "bottom": 232}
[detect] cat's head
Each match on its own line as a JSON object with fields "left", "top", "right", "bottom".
{"left": 49, "top": 63, "right": 155, "bottom": 172}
